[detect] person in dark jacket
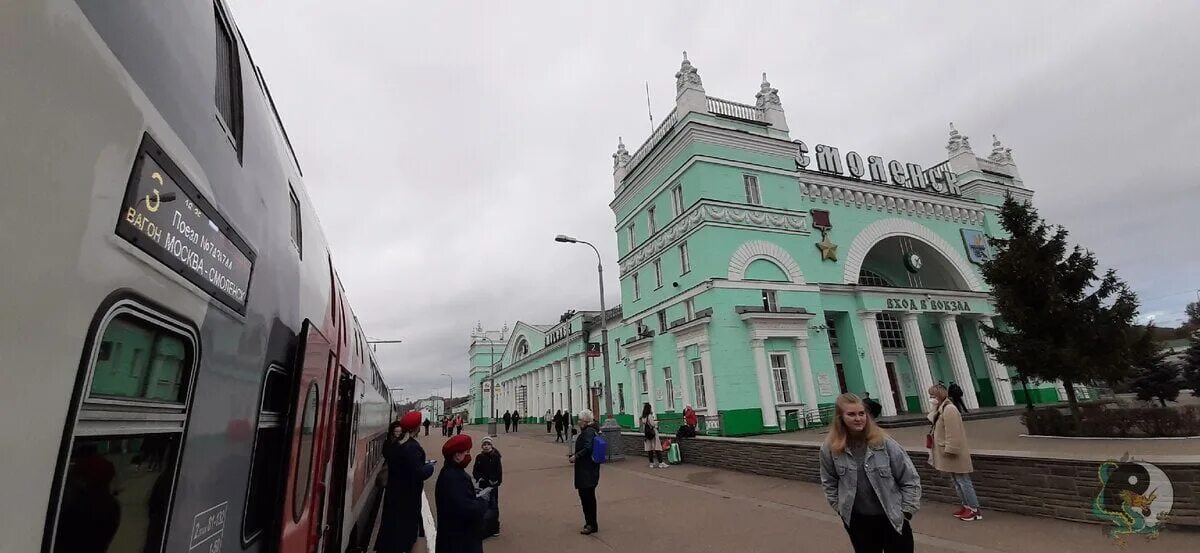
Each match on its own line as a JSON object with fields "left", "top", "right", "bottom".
{"left": 502, "top": 411, "right": 511, "bottom": 433}
{"left": 511, "top": 410, "right": 521, "bottom": 432}
{"left": 863, "top": 392, "right": 883, "bottom": 419}
{"left": 568, "top": 409, "right": 601, "bottom": 534}
{"left": 423, "top": 417, "right": 431, "bottom": 436}
{"left": 435, "top": 435, "right": 491, "bottom": 553}
{"left": 553, "top": 410, "right": 565, "bottom": 443}
{"left": 378, "top": 412, "right": 436, "bottom": 553}
{"left": 472, "top": 436, "right": 503, "bottom": 537}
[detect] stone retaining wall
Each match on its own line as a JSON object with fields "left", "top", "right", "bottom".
{"left": 621, "top": 433, "right": 1199, "bottom": 528}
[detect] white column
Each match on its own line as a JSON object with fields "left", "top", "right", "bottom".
{"left": 974, "top": 317, "right": 1014, "bottom": 406}
{"left": 750, "top": 339, "right": 780, "bottom": 428}
{"left": 643, "top": 358, "right": 656, "bottom": 412}
{"left": 793, "top": 338, "right": 819, "bottom": 409}
{"left": 699, "top": 343, "right": 717, "bottom": 414}
{"left": 900, "top": 313, "right": 936, "bottom": 413}
{"left": 629, "top": 363, "right": 638, "bottom": 413}
{"left": 859, "top": 312, "right": 897, "bottom": 417}
{"left": 553, "top": 362, "right": 561, "bottom": 411}
{"left": 938, "top": 314, "right": 980, "bottom": 410}
{"left": 675, "top": 348, "right": 693, "bottom": 408}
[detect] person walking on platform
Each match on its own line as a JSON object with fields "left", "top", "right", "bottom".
{"left": 456, "top": 416, "right": 464, "bottom": 436}
{"left": 545, "top": 409, "right": 553, "bottom": 434}
{"left": 511, "top": 410, "right": 521, "bottom": 432}
{"left": 928, "top": 384, "right": 981, "bottom": 521}
{"left": 862, "top": 392, "right": 883, "bottom": 420}
{"left": 423, "top": 416, "right": 431, "bottom": 437}
{"left": 640, "top": 403, "right": 667, "bottom": 468}
{"left": 378, "top": 412, "right": 436, "bottom": 553}
{"left": 819, "top": 393, "right": 921, "bottom": 553}
{"left": 472, "top": 436, "right": 503, "bottom": 538}
{"left": 569, "top": 409, "right": 601, "bottom": 535}
{"left": 435, "top": 434, "right": 491, "bottom": 553}
{"left": 553, "top": 410, "right": 565, "bottom": 443}
{"left": 503, "top": 411, "right": 511, "bottom": 433}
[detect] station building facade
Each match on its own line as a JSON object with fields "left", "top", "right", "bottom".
{"left": 470, "top": 55, "right": 1086, "bottom": 436}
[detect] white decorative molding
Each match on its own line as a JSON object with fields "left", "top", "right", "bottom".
{"left": 727, "top": 240, "right": 806, "bottom": 284}
{"left": 618, "top": 201, "right": 808, "bottom": 277}
{"left": 841, "top": 218, "right": 985, "bottom": 292}
{"left": 797, "top": 179, "right": 985, "bottom": 226}
{"left": 739, "top": 312, "right": 814, "bottom": 340}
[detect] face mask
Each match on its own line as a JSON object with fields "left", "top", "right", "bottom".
{"left": 458, "top": 454, "right": 472, "bottom": 468}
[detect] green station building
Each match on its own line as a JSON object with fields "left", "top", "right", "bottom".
{"left": 469, "top": 55, "right": 1087, "bottom": 436}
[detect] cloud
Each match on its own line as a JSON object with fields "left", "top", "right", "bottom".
{"left": 227, "top": 0, "right": 1200, "bottom": 398}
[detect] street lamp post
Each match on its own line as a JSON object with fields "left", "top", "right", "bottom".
{"left": 440, "top": 372, "right": 453, "bottom": 416}
{"left": 555, "top": 234, "right": 623, "bottom": 461}
{"left": 480, "top": 337, "right": 501, "bottom": 436}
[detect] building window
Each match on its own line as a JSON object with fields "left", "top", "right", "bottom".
{"left": 48, "top": 304, "right": 198, "bottom": 553}
{"left": 770, "top": 353, "right": 793, "bottom": 403}
{"left": 640, "top": 371, "right": 649, "bottom": 395}
{"left": 654, "top": 259, "right": 663, "bottom": 288}
{"left": 663, "top": 367, "right": 675, "bottom": 411}
{"left": 243, "top": 365, "right": 290, "bottom": 543}
{"left": 685, "top": 298, "right": 696, "bottom": 321}
{"left": 632, "top": 273, "right": 641, "bottom": 300}
{"left": 514, "top": 337, "right": 530, "bottom": 360}
{"left": 826, "top": 316, "right": 839, "bottom": 353}
{"left": 691, "top": 359, "right": 707, "bottom": 409}
{"left": 679, "top": 242, "right": 690, "bottom": 274}
{"left": 627, "top": 223, "right": 636, "bottom": 250}
{"left": 657, "top": 310, "right": 667, "bottom": 333}
{"left": 858, "top": 269, "right": 893, "bottom": 287}
{"left": 648, "top": 206, "right": 657, "bottom": 235}
{"left": 762, "top": 290, "right": 779, "bottom": 312}
{"left": 214, "top": 5, "right": 243, "bottom": 154}
{"left": 744, "top": 174, "right": 761, "bottom": 205}
{"left": 618, "top": 383, "right": 626, "bottom": 413}
{"left": 672, "top": 185, "right": 684, "bottom": 216}
{"left": 876, "top": 313, "right": 906, "bottom": 349}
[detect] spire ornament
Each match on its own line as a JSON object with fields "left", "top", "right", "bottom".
{"left": 988, "top": 134, "right": 1014, "bottom": 164}
{"left": 755, "top": 72, "right": 781, "bottom": 109}
{"left": 674, "top": 50, "right": 704, "bottom": 93}
{"left": 946, "top": 122, "right": 974, "bottom": 155}
{"left": 612, "top": 136, "right": 631, "bottom": 170}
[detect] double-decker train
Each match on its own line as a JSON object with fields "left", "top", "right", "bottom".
{"left": 1, "top": 1, "right": 395, "bottom": 551}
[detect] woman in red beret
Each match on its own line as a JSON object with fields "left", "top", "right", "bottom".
{"left": 378, "top": 411, "right": 435, "bottom": 553}
{"left": 435, "top": 434, "right": 491, "bottom": 553}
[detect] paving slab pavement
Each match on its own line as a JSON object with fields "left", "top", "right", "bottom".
{"left": 402, "top": 428, "right": 1192, "bottom": 553}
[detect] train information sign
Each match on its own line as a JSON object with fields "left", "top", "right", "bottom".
{"left": 116, "top": 135, "right": 255, "bottom": 314}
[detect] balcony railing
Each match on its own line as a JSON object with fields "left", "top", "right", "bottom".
{"left": 706, "top": 96, "right": 764, "bottom": 122}
{"left": 627, "top": 107, "right": 679, "bottom": 173}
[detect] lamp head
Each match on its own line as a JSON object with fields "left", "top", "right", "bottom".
{"left": 555, "top": 234, "right": 577, "bottom": 243}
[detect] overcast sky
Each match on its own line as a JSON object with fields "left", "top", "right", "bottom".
{"left": 227, "top": 1, "right": 1200, "bottom": 399}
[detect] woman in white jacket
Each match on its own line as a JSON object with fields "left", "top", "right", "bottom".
{"left": 640, "top": 402, "right": 667, "bottom": 468}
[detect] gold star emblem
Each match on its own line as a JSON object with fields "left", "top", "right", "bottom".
{"left": 816, "top": 230, "right": 838, "bottom": 261}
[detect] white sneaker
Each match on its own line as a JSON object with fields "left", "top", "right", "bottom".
{"left": 659, "top": 462, "right": 670, "bottom": 468}
{"left": 649, "top": 463, "right": 657, "bottom": 468}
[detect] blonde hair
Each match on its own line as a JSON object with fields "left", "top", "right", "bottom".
{"left": 928, "top": 384, "right": 948, "bottom": 401}
{"left": 826, "top": 393, "right": 887, "bottom": 455}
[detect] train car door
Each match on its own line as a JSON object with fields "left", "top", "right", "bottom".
{"left": 324, "top": 370, "right": 356, "bottom": 552}
{"left": 281, "top": 321, "right": 335, "bottom": 553}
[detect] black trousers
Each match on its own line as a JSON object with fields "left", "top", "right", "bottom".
{"left": 647, "top": 450, "right": 664, "bottom": 463}
{"left": 577, "top": 487, "right": 598, "bottom": 530}
{"left": 845, "top": 514, "right": 913, "bottom": 553}
{"left": 504, "top": 421, "right": 510, "bottom": 432}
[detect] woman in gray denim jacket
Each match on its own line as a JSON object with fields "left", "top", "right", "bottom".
{"left": 819, "top": 393, "right": 922, "bottom": 553}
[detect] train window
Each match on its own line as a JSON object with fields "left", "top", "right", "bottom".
{"left": 292, "top": 382, "right": 319, "bottom": 522}
{"left": 48, "top": 303, "right": 197, "bottom": 553}
{"left": 214, "top": 3, "right": 243, "bottom": 154}
{"left": 242, "top": 366, "right": 289, "bottom": 544}
{"left": 89, "top": 314, "right": 190, "bottom": 402}
{"left": 288, "top": 185, "right": 303, "bottom": 258}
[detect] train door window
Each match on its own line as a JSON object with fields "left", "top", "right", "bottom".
{"left": 242, "top": 365, "right": 289, "bottom": 544}
{"left": 48, "top": 304, "right": 197, "bottom": 553}
{"left": 214, "top": 3, "right": 243, "bottom": 155}
{"left": 288, "top": 185, "right": 303, "bottom": 257}
{"left": 292, "top": 382, "right": 319, "bottom": 522}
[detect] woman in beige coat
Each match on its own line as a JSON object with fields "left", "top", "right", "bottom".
{"left": 927, "top": 384, "right": 981, "bottom": 521}
{"left": 640, "top": 403, "right": 667, "bottom": 468}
